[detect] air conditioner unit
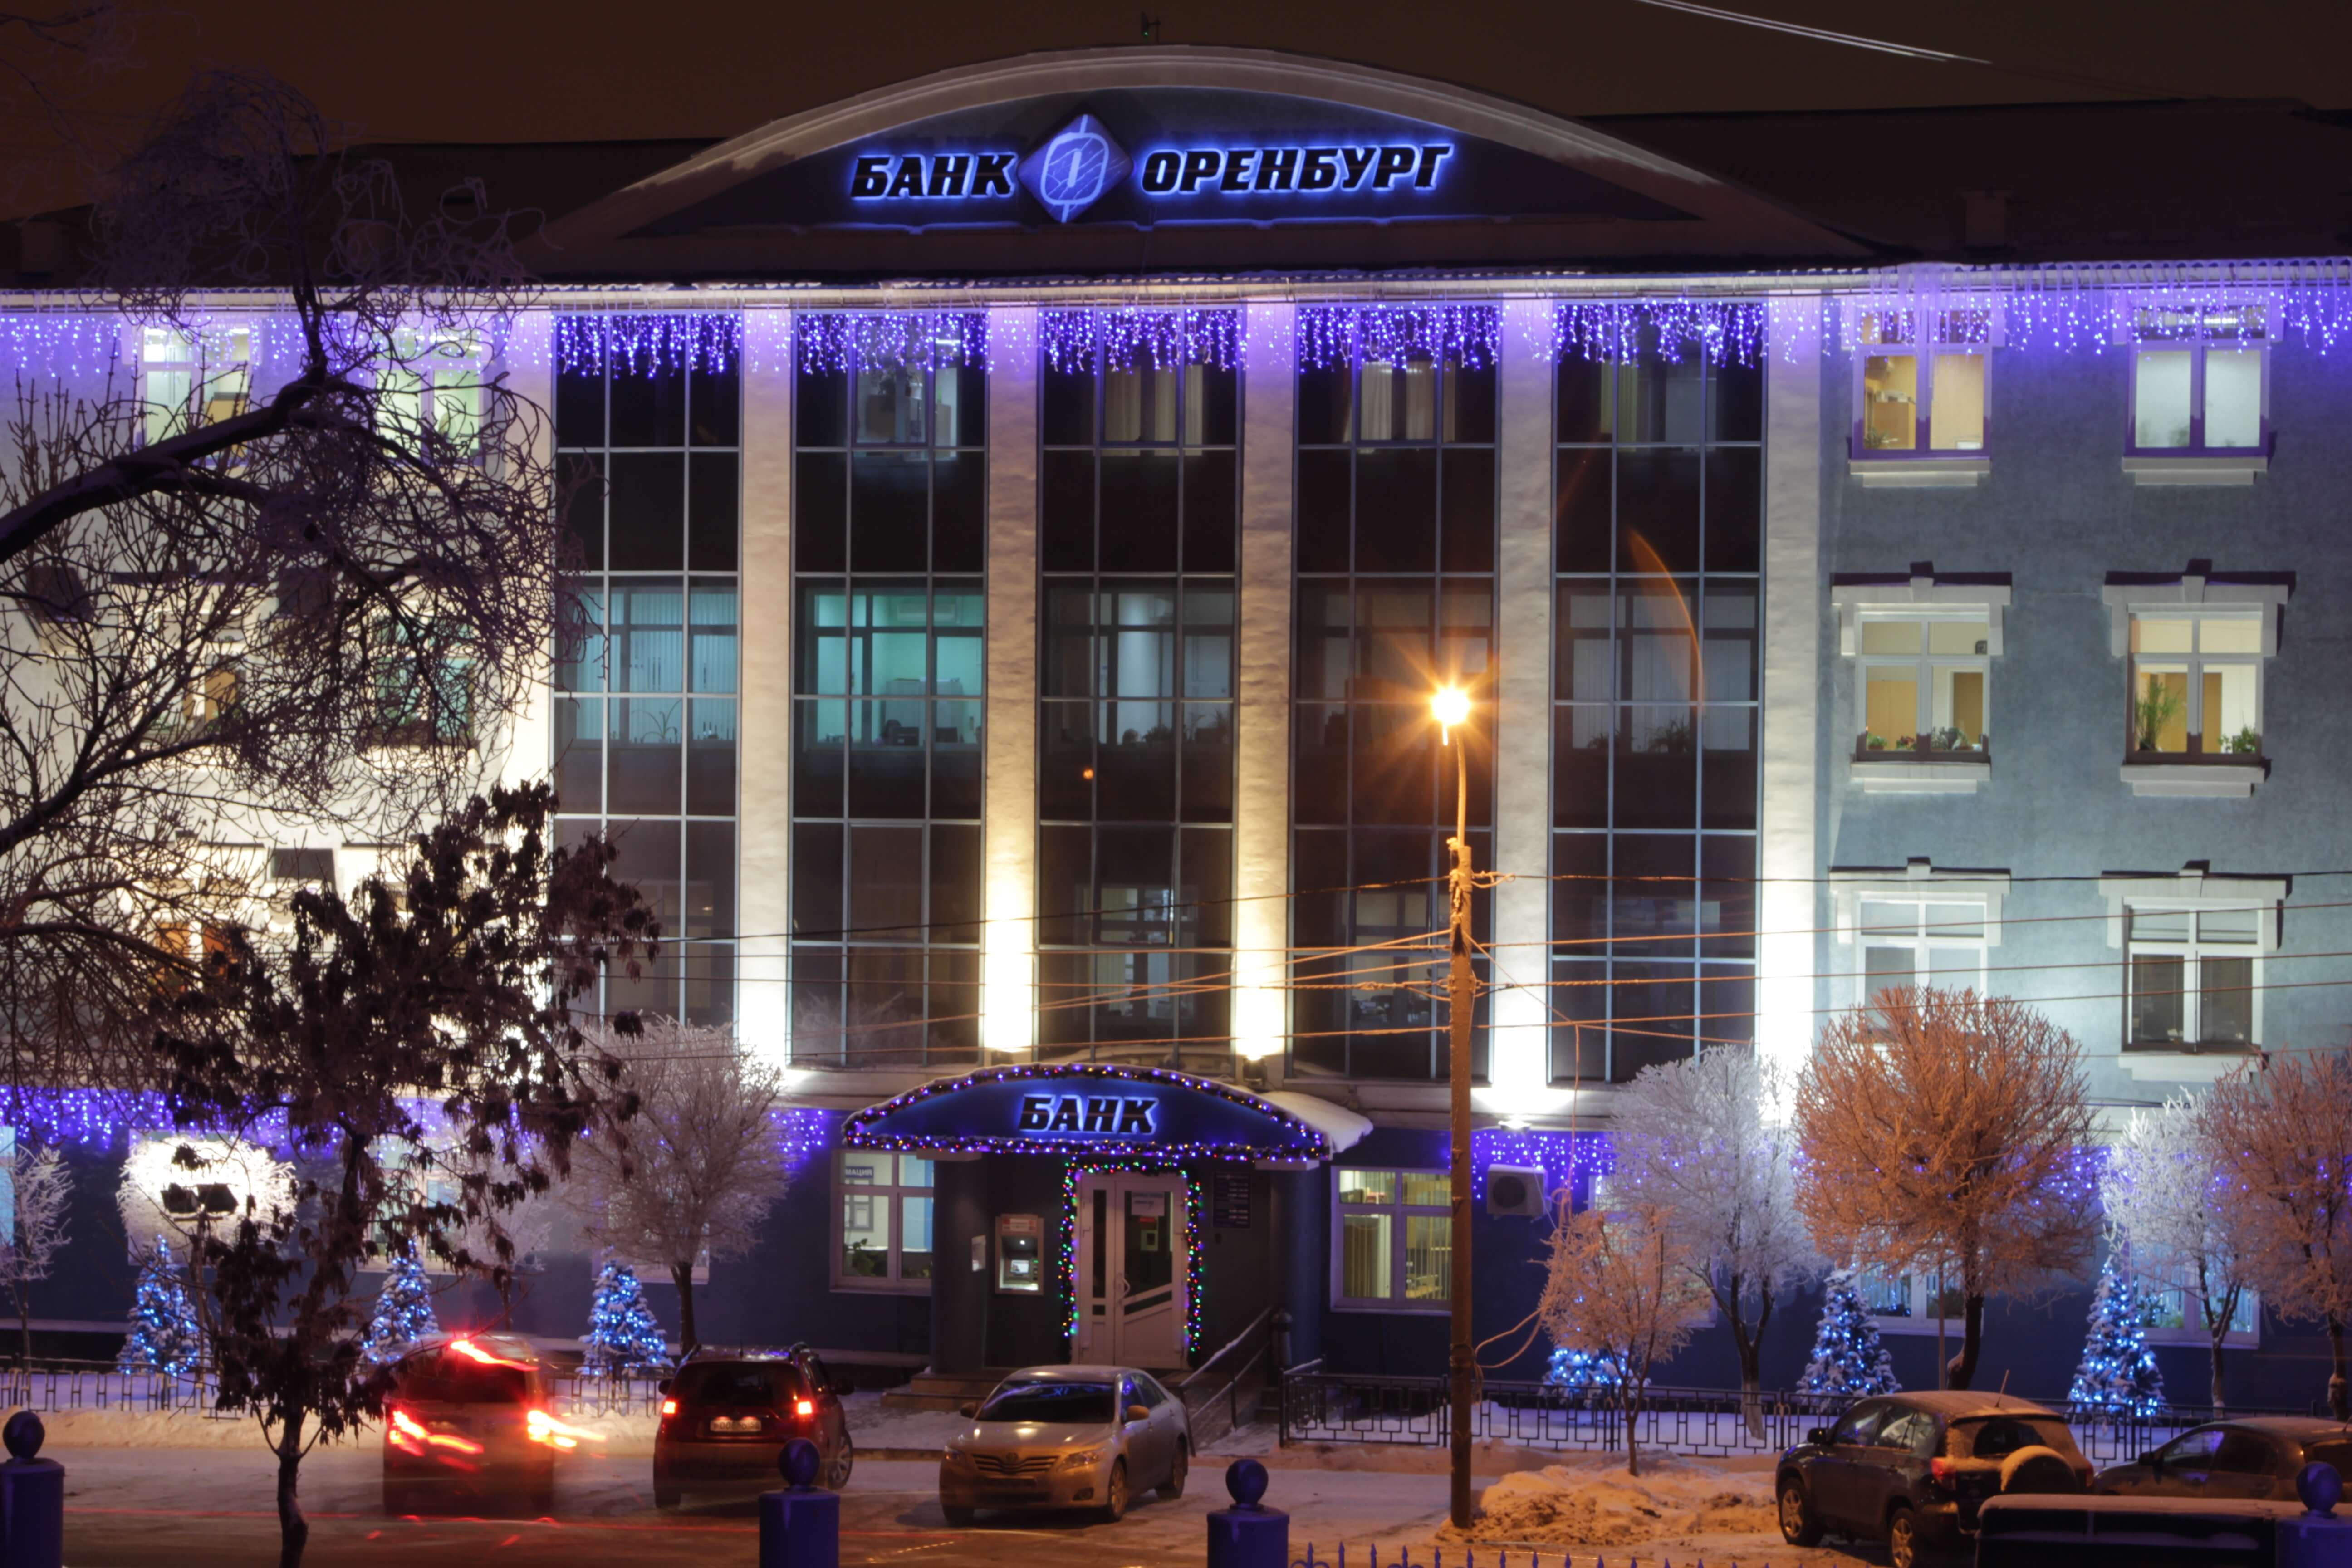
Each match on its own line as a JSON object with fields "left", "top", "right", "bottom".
{"left": 1485, "top": 1166, "right": 1549, "bottom": 1218}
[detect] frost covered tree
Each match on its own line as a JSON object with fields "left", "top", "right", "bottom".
{"left": 564, "top": 1021, "right": 789, "bottom": 1354}
{"left": 361, "top": 1245, "right": 438, "bottom": 1366}
{"left": 1610, "top": 1047, "right": 1818, "bottom": 1429}
{"left": 2102, "top": 1093, "right": 2250, "bottom": 1410}
{"left": 1797, "top": 988, "right": 2097, "bottom": 1390}
{"left": 2200, "top": 1049, "right": 2352, "bottom": 1420}
{"left": 1798, "top": 1268, "right": 1900, "bottom": 1397}
{"left": 582, "top": 1262, "right": 670, "bottom": 1375}
{"left": 0, "top": 1137, "right": 69, "bottom": 1368}
{"left": 1536, "top": 1197, "right": 1712, "bottom": 1476}
{"left": 2068, "top": 1254, "right": 2166, "bottom": 1419}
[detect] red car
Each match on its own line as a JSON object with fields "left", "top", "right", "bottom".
{"left": 382, "top": 1333, "right": 587, "bottom": 1515}
{"left": 654, "top": 1344, "right": 855, "bottom": 1507}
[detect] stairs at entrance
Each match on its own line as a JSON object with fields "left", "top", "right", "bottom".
{"left": 881, "top": 1365, "right": 1198, "bottom": 1412}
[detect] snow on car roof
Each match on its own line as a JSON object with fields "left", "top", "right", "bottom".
{"left": 1876, "top": 1390, "right": 2066, "bottom": 1421}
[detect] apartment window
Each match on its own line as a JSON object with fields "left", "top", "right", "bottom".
{"left": 2131, "top": 308, "right": 2267, "bottom": 454}
{"left": 270, "top": 848, "right": 334, "bottom": 885}
{"left": 1856, "top": 613, "right": 1990, "bottom": 756}
{"left": 553, "top": 324, "right": 740, "bottom": 1024}
{"left": 1859, "top": 1270, "right": 1968, "bottom": 1331}
{"left": 140, "top": 325, "right": 251, "bottom": 445}
{"left": 1294, "top": 337, "right": 1495, "bottom": 1081}
{"left": 834, "top": 1150, "right": 934, "bottom": 1291}
{"left": 791, "top": 326, "right": 984, "bottom": 1068}
{"left": 2139, "top": 1285, "right": 2258, "bottom": 1343}
{"left": 377, "top": 329, "right": 487, "bottom": 456}
{"left": 1850, "top": 309, "right": 1991, "bottom": 457}
{"left": 1554, "top": 333, "right": 1761, "bottom": 1084}
{"left": 2128, "top": 610, "right": 2264, "bottom": 759}
{"left": 1332, "top": 1167, "right": 1451, "bottom": 1310}
{"left": 1040, "top": 323, "right": 1237, "bottom": 1071}
{"left": 1858, "top": 899, "right": 1988, "bottom": 1006}
{"left": 2126, "top": 904, "right": 2259, "bottom": 1050}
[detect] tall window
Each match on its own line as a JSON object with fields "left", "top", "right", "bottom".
{"left": 1849, "top": 309, "right": 1990, "bottom": 458}
{"left": 1857, "top": 899, "right": 1989, "bottom": 1006}
{"left": 834, "top": 1150, "right": 934, "bottom": 1292}
{"left": 377, "top": 329, "right": 486, "bottom": 455}
{"left": 1332, "top": 1167, "right": 1450, "bottom": 1310}
{"left": 1855, "top": 612, "right": 1991, "bottom": 756}
{"left": 2128, "top": 610, "right": 2264, "bottom": 758}
{"left": 1039, "top": 327, "right": 1238, "bottom": 1070}
{"left": 552, "top": 326, "right": 740, "bottom": 1024}
{"left": 791, "top": 328, "right": 985, "bottom": 1068}
{"left": 140, "top": 325, "right": 251, "bottom": 444}
{"left": 2131, "top": 307, "right": 2266, "bottom": 454}
{"left": 1553, "top": 334, "right": 1762, "bottom": 1083}
{"left": 2126, "top": 903, "right": 2259, "bottom": 1050}
{"left": 1293, "top": 342, "right": 1495, "bottom": 1081}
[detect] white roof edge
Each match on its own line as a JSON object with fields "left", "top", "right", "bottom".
{"left": 1257, "top": 1090, "right": 1373, "bottom": 1157}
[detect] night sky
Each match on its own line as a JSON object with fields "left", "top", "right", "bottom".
{"left": 5, "top": 0, "right": 2352, "bottom": 211}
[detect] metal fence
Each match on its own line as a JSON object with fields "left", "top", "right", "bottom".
{"left": 0, "top": 1363, "right": 668, "bottom": 1423}
{"left": 1278, "top": 1368, "right": 2317, "bottom": 1465}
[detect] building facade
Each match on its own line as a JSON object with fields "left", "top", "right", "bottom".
{"left": 13, "top": 47, "right": 2352, "bottom": 1406}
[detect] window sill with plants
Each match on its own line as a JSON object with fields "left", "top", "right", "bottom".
{"left": 2119, "top": 1036, "right": 2261, "bottom": 1082}
{"left": 2122, "top": 730, "right": 2265, "bottom": 798}
{"left": 1850, "top": 730, "right": 1990, "bottom": 794}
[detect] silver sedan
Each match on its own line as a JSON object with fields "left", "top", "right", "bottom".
{"left": 938, "top": 1364, "right": 1191, "bottom": 1524}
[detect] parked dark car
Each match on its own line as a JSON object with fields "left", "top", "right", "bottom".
{"left": 2092, "top": 1417, "right": 2352, "bottom": 1501}
{"left": 382, "top": 1333, "right": 576, "bottom": 1515}
{"left": 653, "top": 1344, "right": 854, "bottom": 1507}
{"left": 1776, "top": 1392, "right": 2092, "bottom": 1567}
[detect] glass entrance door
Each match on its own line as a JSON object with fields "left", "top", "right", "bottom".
{"left": 1072, "top": 1171, "right": 1188, "bottom": 1368}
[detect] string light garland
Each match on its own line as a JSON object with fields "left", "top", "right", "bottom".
{"left": 1055, "top": 1157, "right": 1205, "bottom": 1352}
{"left": 1470, "top": 1127, "right": 1612, "bottom": 1202}
{"left": 1552, "top": 298, "right": 1765, "bottom": 366}
{"left": 838, "top": 1062, "right": 1332, "bottom": 1163}
{"left": 795, "top": 310, "right": 989, "bottom": 376}
{"left": 1296, "top": 303, "right": 1500, "bottom": 370}
{"left": 1039, "top": 307, "right": 1241, "bottom": 372}
{"left": 552, "top": 312, "right": 742, "bottom": 377}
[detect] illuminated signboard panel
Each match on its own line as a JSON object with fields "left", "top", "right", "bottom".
{"left": 631, "top": 88, "right": 1692, "bottom": 237}
{"left": 839, "top": 1063, "right": 1331, "bottom": 1163}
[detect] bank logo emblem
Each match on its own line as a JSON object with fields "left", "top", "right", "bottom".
{"left": 1019, "top": 114, "right": 1130, "bottom": 223}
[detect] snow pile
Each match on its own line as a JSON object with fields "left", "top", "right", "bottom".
{"left": 1446, "top": 1453, "right": 1776, "bottom": 1548}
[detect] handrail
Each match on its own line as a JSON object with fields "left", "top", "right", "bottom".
{"left": 1185, "top": 1305, "right": 1276, "bottom": 1406}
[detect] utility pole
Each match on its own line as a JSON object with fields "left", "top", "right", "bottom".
{"left": 1433, "top": 685, "right": 1475, "bottom": 1531}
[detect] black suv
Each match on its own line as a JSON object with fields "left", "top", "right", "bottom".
{"left": 653, "top": 1344, "right": 854, "bottom": 1507}
{"left": 1776, "top": 1392, "right": 2090, "bottom": 1567}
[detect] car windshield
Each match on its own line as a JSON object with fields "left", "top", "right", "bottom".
{"left": 676, "top": 1362, "right": 803, "bottom": 1407}
{"left": 1956, "top": 1415, "right": 2076, "bottom": 1460}
{"left": 977, "top": 1381, "right": 1116, "bottom": 1424}
{"left": 395, "top": 1347, "right": 531, "bottom": 1405}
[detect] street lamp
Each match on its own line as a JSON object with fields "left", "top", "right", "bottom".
{"left": 1431, "top": 684, "right": 1474, "bottom": 1530}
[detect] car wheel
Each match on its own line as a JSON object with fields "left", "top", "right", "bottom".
{"left": 1098, "top": 1459, "right": 1130, "bottom": 1523}
{"left": 1887, "top": 1502, "right": 1922, "bottom": 1568}
{"left": 653, "top": 1481, "right": 681, "bottom": 1509}
{"left": 529, "top": 1480, "right": 555, "bottom": 1517}
{"left": 827, "top": 1432, "right": 855, "bottom": 1490}
{"left": 1777, "top": 1478, "right": 1823, "bottom": 1547}
{"left": 1160, "top": 1440, "right": 1188, "bottom": 1499}
{"left": 942, "top": 1504, "right": 976, "bottom": 1527}
{"left": 383, "top": 1483, "right": 416, "bottom": 1517}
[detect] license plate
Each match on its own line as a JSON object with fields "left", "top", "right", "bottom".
{"left": 708, "top": 1416, "right": 764, "bottom": 1436}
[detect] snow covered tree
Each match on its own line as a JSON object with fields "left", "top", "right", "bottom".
{"left": 362, "top": 1245, "right": 439, "bottom": 1366}
{"left": 0, "top": 1137, "right": 70, "bottom": 1369}
{"left": 117, "top": 1236, "right": 200, "bottom": 1377}
{"left": 1610, "top": 1047, "right": 1819, "bottom": 1431}
{"left": 582, "top": 1262, "right": 670, "bottom": 1375}
{"left": 1537, "top": 1197, "right": 1712, "bottom": 1476}
{"left": 2200, "top": 1049, "right": 2352, "bottom": 1420}
{"left": 1798, "top": 1268, "right": 1900, "bottom": 1396}
{"left": 2068, "top": 1254, "right": 2166, "bottom": 1419}
{"left": 2103, "top": 1094, "right": 2251, "bottom": 1410}
{"left": 564, "top": 1021, "right": 790, "bottom": 1354}
{"left": 1797, "top": 988, "right": 2097, "bottom": 1389}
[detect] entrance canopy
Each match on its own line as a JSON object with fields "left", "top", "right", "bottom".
{"left": 841, "top": 1063, "right": 1343, "bottom": 1165}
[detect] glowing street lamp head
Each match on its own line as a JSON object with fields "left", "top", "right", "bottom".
{"left": 1431, "top": 686, "right": 1471, "bottom": 731}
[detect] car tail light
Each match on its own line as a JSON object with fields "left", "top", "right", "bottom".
{"left": 525, "top": 1408, "right": 599, "bottom": 1451}
{"left": 660, "top": 1399, "right": 678, "bottom": 1418}
{"left": 794, "top": 1398, "right": 815, "bottom": 1418}
{"left": 1929, "top": 1457, "right": 1955, "bottom": 1487}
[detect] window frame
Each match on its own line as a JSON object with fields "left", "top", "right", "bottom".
{"left": 138, "top": 324, "right": 253, "bottom": 446}
{"left": 2126, "top": 308, "right": 2271, "bottom": 458}
{"left": 2100, "top": 872, "right": 2283, "bottom": 1058}
{"left": 1831, "top": 863, "right": 2009, "bottom": 1012}
{"left": 1847, "top": 308, "right": 1996, "bottom": 462}
{"left": 2102, "top": 575, "right": 2289, "bottom": 792}
{"left": 829, "top": 1148, "right": 936, "bottom": 1294}
{"left": 1850, "top": 611, "right": 1995, "bottom": 758}
{"left": 1329, "top": 1165, "right": 1453, "bottom": 1314}
{"left": 2123, "top": 609, "right": 2265, "bottom": 760}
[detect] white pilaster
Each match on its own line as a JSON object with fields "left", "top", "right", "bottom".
{"left": 1758, "top": 309, "right": 1824, "bottom": 1088}
{"left": 983, "top": 308, "right": 1040, "bottom": 1052}
{"left": 1233, "top": 302, "right": 1296, "bottom": 1064}
{"left": 1481, "top": 299, "right": 1558, "bottom": 1113}
{"left": 736, "top": 309, "right": 795, "bottom": 1064}
{"left": 491, "top": 311, "right": 555, "bottom": 797}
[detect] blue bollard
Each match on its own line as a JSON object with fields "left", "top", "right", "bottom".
{"left": 758, "top": 1438, "right": 839, "bottom": 1568}
{"left": 0, "top": 1411, "right": 61, "bottom": 1568}
{"left": 1207, "top": 1458, "right": 1287, "bottom": 1568}
{"left": 2280, "top": 1461, "right": 2351, "bottom": 1568}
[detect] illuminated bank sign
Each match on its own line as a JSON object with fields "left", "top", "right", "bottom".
{"left": 839, "top": 1064, "right": 1332, "bottom": 1163}
{"left": 849, "top": 111, "right": 1454, "bottom": 224}
{"left": 1016, "top": 1094, "right": 1157, "bottom": 1136}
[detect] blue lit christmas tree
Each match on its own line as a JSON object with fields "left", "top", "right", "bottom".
{"left": 582, "top": 1262, "right": 671, "bottom": 1375}
{"left": 117, "top": 1237, "right": 202, "bottom": 1377}
{"left": 1544, "top": 1347, "right": 1625, "bottom": 1397}
{"left": 363, "top": 1243, "right": 441, "bottom": 1365}
{"left": 2068, "top": 1257, "right": 2166, "bottom": 1419}
{"left": 1798, "top": 1268, "right": 1901, "bottom": 1396}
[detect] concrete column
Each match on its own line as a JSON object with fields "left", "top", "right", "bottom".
{"left": 983, "top": 308, "right": 1040, "bottom": 1053}
{"left": 1482, "top": 299, "right": 1556, "bottom": 1109}
{"left": 737, "top": 309, "right": 795, "bottom": 1064}
{"left": 1758, "top": 307, "right": 1824, "bottom": 1087}
{"left": 490, "top": 311, "right": 554, "bottom": 796}
{"left": 1233, "top": 303, "right": 1295, "bottom": 1065}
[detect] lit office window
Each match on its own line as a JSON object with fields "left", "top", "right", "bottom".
{"left": 1848, "top": 309, "right": 1991, "bottom": 458}
{"left": 2131, "top": 307, "right": 2266, "bottom": 454}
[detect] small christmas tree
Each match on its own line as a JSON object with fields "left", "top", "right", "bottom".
{"left": 1544, "top": 1346, "right": 1624, "bottom": 1397}
{"left": 117, "top": 1237, "right": 202, "bottom": 1377}
{"left": 1798, "top": 1268, "right": 1901, "bottom": 1396}
{"left": 363, "top": 1244, "right": 440, "bottom": 1365}
{"left": 2068, "top": 1256, "right": 2166, "bottom": 1419}
{"left": 582, "top": 1262, "right": 671, "bottom": 1375}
